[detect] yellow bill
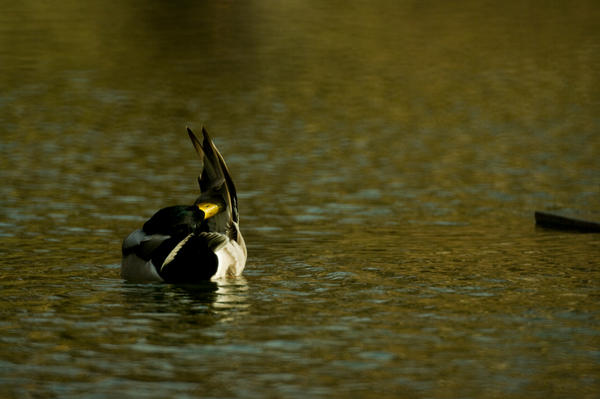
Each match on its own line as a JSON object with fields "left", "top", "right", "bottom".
{"left": 197, "top": 202, "right": 221, "bottom": 219}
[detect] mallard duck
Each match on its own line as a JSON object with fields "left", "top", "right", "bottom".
{"left": 121, "top": 127, "right": 247, "bottom": 283}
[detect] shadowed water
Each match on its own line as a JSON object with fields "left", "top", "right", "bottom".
{"left": 1, "top": 1, "right": 599, "bottom": 398}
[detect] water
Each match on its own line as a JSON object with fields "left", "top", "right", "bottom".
{"left": 1, "top": 1, "right": 599, "bottom": 398}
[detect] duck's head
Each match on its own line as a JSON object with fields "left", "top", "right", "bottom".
{"left": 142, "top": 202, "right": 223, "bottom": 237}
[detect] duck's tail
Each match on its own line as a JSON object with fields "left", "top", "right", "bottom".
{"left": 187, "top": 127, "right": 239, "bottom": 223}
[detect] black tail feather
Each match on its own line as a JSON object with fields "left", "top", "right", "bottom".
{"left": 187, "top": 127, "right": 226, "bottom": 193}
{"left": 201, "top": 127, "right": 239, "bottom": 222}
{"left": 187, "top": 127, "right": 239, "bottom": 222}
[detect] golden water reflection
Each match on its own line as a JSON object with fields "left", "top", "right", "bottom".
{"left": 1, "top": 1, "right": 599, "bottom": 398}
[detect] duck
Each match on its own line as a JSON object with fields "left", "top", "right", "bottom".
{"left": 121, "top": 127, "right": 247, "bottom": 283}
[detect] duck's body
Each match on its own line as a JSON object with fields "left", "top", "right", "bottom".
{"left": 121, "top": 127, "right": 246, "bottom": 283}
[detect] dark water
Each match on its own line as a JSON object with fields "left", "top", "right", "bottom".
{"left": 1, "top": 1, "right": 599, "bottom": 398}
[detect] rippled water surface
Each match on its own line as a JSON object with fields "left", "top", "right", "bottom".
{"left": 1, "top": 1, "right": 599, "bottom": 398}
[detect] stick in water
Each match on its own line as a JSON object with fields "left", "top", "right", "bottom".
{"left": 535, "top": 211, "right": 600, "bottom": 232}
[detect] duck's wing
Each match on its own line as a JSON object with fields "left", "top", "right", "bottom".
{"left": 187, "top": 127, "right": 239, "bottom": 223}
{"left": 121, "top": 205, "right": 205, "bottom": 282}
{"left": 122, "top": 229, "right": 171, "bottom": 260}
{"left": 121, "top": 229, "right": 169, "bottom": 282}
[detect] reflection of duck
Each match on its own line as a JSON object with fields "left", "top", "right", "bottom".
{"left": 120, "top": 278, "right": 249, "bottom": 325}
{"left": 121, "top": 127, "right": 247, "bottom": 283}
{"left": 213, "top": 276, "right": 250, "bottom": 311}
